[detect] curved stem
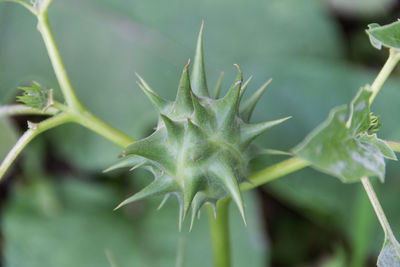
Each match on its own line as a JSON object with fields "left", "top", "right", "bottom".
{"left": 39, "top": 0, "right": 52, "bottom": 13}
{"left": 0, "top": 113, "right": 72, "bottom": 180}
{"left": 386, "top": 140, "right": 400, "bottom": 152}
{"left": 370, "top": 49, "right": 400, "bottom": 104}
{"left": 0, "top": 0, "right": 38, "bottom": 15}
{"left": 362, "top": 48, "right": 400, "bottom": 260}
{"left": 361, "top": 178, "right": 394, "bottom": 237}
{"left": 243, "top": 157, "right": 310, "bottom": 191}
{"left": 69, "top": 110, "right": 134, "bottom": 148}
{"left": 37, "top": 12, "right": 83, "bottom": 112}
{"left": 0, "top": 104, "right": 58, "bottom": 117}
{"left": 207, "top": 199, "right": 231, "bottom": 267}
{"left": 361, "top": 177, "right": 400, "bottom": 259}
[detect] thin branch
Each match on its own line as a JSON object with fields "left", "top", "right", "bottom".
{"left": 207, "top": 199, "right": 231, "bottom": 267}
{"left": 370, "top": 49, "right": 400, "bottom": 104}
{"left": 38, "top": 0, "right": 52, "bottom": 13}
{"left": 69, "top": 109, "right": 134, "bottom": 148}
{"left": 242, "top": 157, "right": 310, "bottom": 191}
{"left": 0, "top": 104, "right": 58, "bottom": 117}
{"left": 0, "top": 0, "right": 38, "bottom": 15}
{"left": 361, "top": 177, "right": 400, "bottom": 259}
{"left": 37, "top": 12, "right": 83, "bottom": 111}
{"left": 0, "top": 113, "right": 72, "bottom": 180}
{"left": 386, "top": 140, "right": 400, "bottom": 153}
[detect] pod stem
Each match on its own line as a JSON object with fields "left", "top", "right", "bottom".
{"left": 207, "top": 198, "right": 231, "bottom": 267}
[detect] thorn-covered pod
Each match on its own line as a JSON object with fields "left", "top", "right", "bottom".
{"left": 106, "top": 23, "right": 290, "bottom": 230}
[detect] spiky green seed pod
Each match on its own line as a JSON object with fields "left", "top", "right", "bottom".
{"left": 106, "top": 22, "right": 290, "bottom": 230}
{"left": 17, "top": 82, "right": 53, "bottom": 111}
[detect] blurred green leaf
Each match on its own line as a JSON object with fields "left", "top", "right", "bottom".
{"left": 325, "top": 0, "right": 396, "bottom": 17}
{"left": 367, "top": 21, "right": 400, "bottom": 50}
{"left": 349, "top": 186, "right": 375, "bottom": 267}
{"left": 293, "top": 86, "right": 395, "bottom": 182}
{"left": 3, "top": 177, "right": 267, "bottom": 266}
{"left": 0, "top": 117, "right": 18, "bottom": 159}
{"left": 321, "top": 246, "right": 347, "bottom": 267}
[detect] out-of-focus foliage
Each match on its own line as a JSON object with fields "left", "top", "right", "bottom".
{"left": 3, "top": 176, "right": 266, "bottom": 267}
{"left": 325, "top": 0, "right": 396, "bottom": 17}
{"left": 0, "top": 118, "right": 18, "bottom": 159}
{"left": 1, "top": 0, "right": 400, "bottom": 266}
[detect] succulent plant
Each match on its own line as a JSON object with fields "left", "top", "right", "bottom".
{"left": 106, "top": 23, "right": 290, "bottom": 230}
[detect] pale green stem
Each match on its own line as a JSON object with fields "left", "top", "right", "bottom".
{"left": 37, "top": 12, "right": 83, "bottom": 112}
{"left": 243, "top": 157, "right": 310, "bottom": 191}
{"left": 207, "top": 199, "right": 231, "bottom": 267}
{"left": 0, "top": 0, "right": 38, "bottom": 15}
{"left": 361, "top": 47, "right": 400, "bottom": 260}
{"left": 361, "top": 177, "right": 400, "bottom": 258}
{"left": 386, "top": 140, "right": 400, "bottom": 152}
{"left": 38, "top": 0, "right": 52, "bottom": 13}
{"left": 69, "top": 109, "right": 134, "bottom": 149}
{"left": 36, "top": 10, "right": 134, "bottom": 147}
{"left": 0, "top": 113, "right": 72, "bottom": 179}
{"left": 0, "top": 104, "right": 58, "bottom": 117}
{"left": 205, "top": 157, "right": 309, "bottom": 267}
{"left": 369, "top": 49, "right": 400, "bottom": 104}
{"left": 175, "top": 233, "right": 185, "bottom": 267}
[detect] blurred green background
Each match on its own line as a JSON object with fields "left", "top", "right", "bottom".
{"left": 1, "top": 0, "right": 400, "bottom": 266}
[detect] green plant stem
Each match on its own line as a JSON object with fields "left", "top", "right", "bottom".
{"left": 175, "top": 233, "right": 185, "bottom": 267}
{"left": 386, "top": 140, "right": 400, "bottom": 152}
{"left": 0, "top": 0, "right": 38, "bottom": 15}
{"left": 37, "top": 12, "right": 83, "bottom": 112}
{"left": 243, "top": 157, "right": 310, "bottom": 191}
{"left": 35, "top": 10, "right": 134, "bottom": 147}
{"left": 69, "top": 109, "right": 134, "bottom": 148}
{"left": 0, "top": 104, "right": 58, "bottom": 117}
{"left": 205, "top": 157, "right": 309, "bottom": 267}
{"left": 39, "top": 0, "right": 52, "bottom": 13}
{"left": 207, "top": 199, "right": 231, "bottom": 267}
{"left": 361, "top": 47, "right": 400, "bottom": 259}
{"left": 369, "top": 48, "right": 400, "bottom": 104}
{"left": 361, "top": 177, "right": 400, "bottom": 256}
{"left": 0, "top": 113, "right": 72, "bottom": 179}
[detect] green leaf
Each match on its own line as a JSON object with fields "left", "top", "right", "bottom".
{"left": 378, "top": 236, "right": 400, "bottom": 267}
{"left": 359, "top": 135, "right": 397, "bottom": 160}
{"left": 293, "top": 86, "right": 395, "bottom": 183}
{"left": 366, "top": 21, "right": 400, "bottom": 50}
